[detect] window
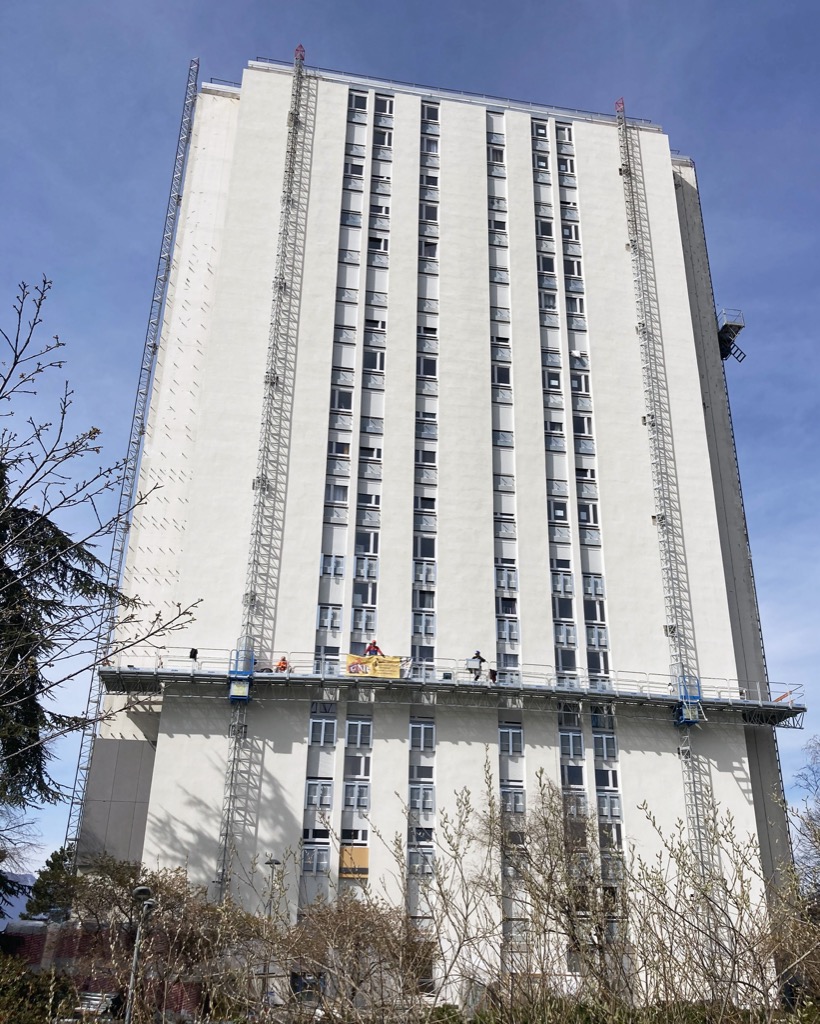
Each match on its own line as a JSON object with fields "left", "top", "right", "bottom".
{"left": 536, "top": 219, "right": 553, "bottom": 238}
{"left": 325, "top": 483, "right": 348, "bottom": 504}
{"left": 414, "top": 495, "right": 436, "bottom": 513}
{"left": 591, "top": 704, "right": 615, "bottom": 731}
{"left": 346, "top": 719, "right": 373, "bottom": 747}
{"left": 533, "top": 153, "right": 549, "bottom": 170}
{"left": 598, "top": 793, "right": 621, "bottom": 820}
{"left": 419, "top": 204, "right": 438, "bottom": 222}
{"left": 363, "top": 349, "right": 385, "bottom": 372}
{"left": 595, "top": 767, "right": 618, "bottom": 790}
{"left": 558, "top": 702, "right": 581, "bottom": 727}
{"left": 302, "top": 847, "right": 330, "bottom": 874}
{"left": 351, "top": 608, "right": 376, "bottom": 633}
{"left": 555, "top": 647, "right": 577, "bottom": 672}
{"left": 360, "top": 444, "right": 383, "bottom": 462}
{"left": 413, "top": 612, "right": 436, "bottom": 636}
{"left": 349, "top": 93, "right": 367, "bottom": 111}
{"left": 538, "top": 254, "right": 555, "bottom": 273}
{"left": 419, "top": 239, "right": 438, "bottom": 258}
{"left": 501, "top": 786, "right": 525, "bottom": 813}
{"left": 375, "top": 94, "right": 394, "bottom": 114}
{"left": 321, "top": 554, "right": 345, "bottom": 576}
{"left": 561, "top": 764, "right": 584, "bottom": 788}
{"left": 556, "top": 123, "right": 573, "bottom": 142}
{"left": 410, "top": 785, "right": 435, "bottom": 811}
{"left": 558, "top": 156, "right": 575, "bottom": 174}
{"left": 552, "top": 571, "right": 573, "bottom": 596}
{"left": 584, "top": 599, "right": 606, "bottom": 623}
{"left": 560, "top": 731, "right": 584, "bottom": 760}
{"left": 422, "top": 103, "right": 439, "bottom": 122}
{"left": 414, "top": 560, "right": 436, "bottom": 584}
{"left": 487, "top": 146, "right": 505, "bottom": 164}
{"left": 413, "top": 590, "right": 435, "bottom": 610}
{"left": 344, "top": 752, "right": 371, "bottom": 778}
{"left": 328, "top": 439, "right": 350, "bottom": 457}
{"left": 599, "top": 823, "right": 622, "bottom": 850}
{"left": 578, "top": 503, "right": 598, "bottom": 525}
{"left": 573, "top": 415, "right": 593, "bottom": 436}
{"left": 587, "top": 650, "right": 610, "bottom": 674}
{"left": 562, "top": 223, "right": 580, "bottom": 241}
{"left": 555, "top": 622, "right": 576, "bottom": 646}
{"left": 553, "top": 595, "right": 573, "bottom": 620}
{"left": 571, "top": 372, "right": 590, "bottom": 394}
{"left": 417, "top": 356, "right": 437, "bottom": 378}
{"left": 548, "top": 498, "right": 568, "bottom": 522}
{"left": 413, "top": 535, "right": 436, "bottom": 559}
{"left": 344, "top": 162, "right": 364, "bottom": 178}
{"left": 539, "top": 291, "right": 557, "bottom": 311}
{"left": 499, "top": 725, "right": 523, "bottom": 755}
{"left": 365, "top": 317, "right": 386, "bottom": 332}
{"left": 310, "top": 717, "right": 337, "bottom": 746}
{"left": 344, "top": 782, "right": 370, "bottom": 809}
{"left": 306, "top": 779, "right": 333, "bottom": 808}
{"left": 496, "top": 596, "right": 518, "bottom": 616}
{"left": 497, "top": 618, "right": 520, "bottom": 642}
{"left": 419, "top": 172, "right": 439, "bottom": 188}
{"left": 533, "top": 121, "right": 549, "bottom": 138}
{"left": 373, "top": 129, "right": 392, "bottom": 147}
{"left": 353, "top": 580, "right": 377, "bottom": 606}
{"left": 495, "top": 563, "right": 518, "bottom": 590}
{"left": 370, "top": 200, "right": 390, "bottom": 216}
{"left": 543, "top": 368, "right": 560, "bottom": 390}
{"left": 357, "top": 491, "right": 381, "bottom": 508}
{"left": 410, "top": 764, "right": 434, "bottom": 781}
{"left": 330, "top": 388, "right": 353, "bottom": 412}
{"left": 583, "top": 574, "right": 605, "bottom": 597}
{"left": 593, "top": 734, "right": 618, "bottom": 761}
{"left": 492, "top": 363, "right": 511, "bottom": 386}
{"left": 355, "top": 531, "right": 379, "bottom": 555}
{"left": 368, "top": 235, "right": 389, "bottom": 253}
{"left": 410, "top": 721, "right": 435, "bottom": 750}
{"left": 488, "top": 218, "right": 507, "bottom": 231}
{"left": 421, "top": 137, "right": 439, "bottom": 154}
{"left": 317, "top": 605, "right": 342, "bottom": 631}
{"left": 354, "top": 556, "right": 378, "bottom": 581}
{"left": 408, "top": 849, "right": 434, "bottom": 874}
{"left": 564, "top": 258, "right": 582, "bottom": 277}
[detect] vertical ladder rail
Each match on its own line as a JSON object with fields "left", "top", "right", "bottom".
{"left": 242, "top": 44, "right": 314, "bottom": 656}
{"left": 215, "top": 46, "right": 314, "bottom": 901}
{"left": 64, "top": 59, "right": 200, "bottom": 859}
{"left": 615, "top": 100, "right": 718, "bottom": 879}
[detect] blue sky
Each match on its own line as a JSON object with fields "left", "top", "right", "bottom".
{"left": 2, "top": 0, "right": 818, "bottom": 868}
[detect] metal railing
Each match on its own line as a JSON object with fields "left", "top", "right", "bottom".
{"left": 101, "top": 646, "right": 804, "bottom": 709}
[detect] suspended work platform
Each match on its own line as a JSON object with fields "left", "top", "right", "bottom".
{"left": 99, "top": 647, "right": 805, "bottom": 729}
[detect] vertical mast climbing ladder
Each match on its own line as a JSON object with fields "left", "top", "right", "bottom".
{"left": 614, "top": 98, "right": 717, "bottom": 880}
{"left": 214, "top": 45, "right": 314, "bottom": 901}
{"left": 64, "top": 59, "right": 200, "bottom": 861}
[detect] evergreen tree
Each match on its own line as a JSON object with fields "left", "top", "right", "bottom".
{"left": 22, "top": 845, "right": 76, "bottom": 920}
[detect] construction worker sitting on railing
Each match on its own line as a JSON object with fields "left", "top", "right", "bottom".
{"left": 275, "top": 656, "right": 289, "bottom": 673}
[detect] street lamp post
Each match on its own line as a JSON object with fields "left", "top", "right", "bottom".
{"left": 124, "top": 885, "right": 156, "bottom": 1024}
{"left": 263, "top": 857, "right": 281, "bottom": 1009}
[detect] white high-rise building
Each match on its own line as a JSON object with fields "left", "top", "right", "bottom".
{"left": 74, "top": 53, "right": 802, "bottom": 936}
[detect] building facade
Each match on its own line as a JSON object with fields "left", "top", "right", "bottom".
{"left": 75, "top": 55, "right": 802, "bottom": 956}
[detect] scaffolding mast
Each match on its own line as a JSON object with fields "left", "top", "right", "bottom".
{"left": 214, "top": 44, "right": 313, "bottom": 901}
{"left": 615, "top": 98, "right": 717, "bottom": 878}
{"left": 64, "top": 59, "right": 200, "bottom": 859}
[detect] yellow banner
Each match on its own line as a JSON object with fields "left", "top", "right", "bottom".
{"left": 345, "top": 654, "right": 402, "bottom": 679}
